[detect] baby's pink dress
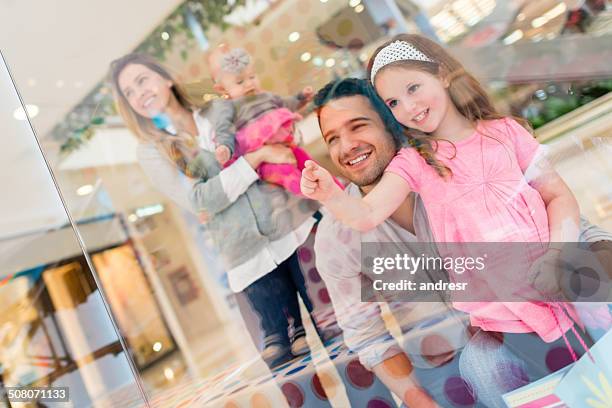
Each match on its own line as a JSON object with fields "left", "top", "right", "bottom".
{"left": 386, "top": 118, "right": 577, "bottom": 342}
{"left": 234, "top": 108, "right": 309, "bottom": 195}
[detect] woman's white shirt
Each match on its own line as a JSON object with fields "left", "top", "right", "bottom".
{"left": 137, "top": 109, "right": 315, "bottom": 292}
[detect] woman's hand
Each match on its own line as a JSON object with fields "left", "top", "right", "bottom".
{"left": 244, "top": 144, "right": 297, "bottom": 168}
{"left": 300, "top": 160, "right": 342, "bottom": 202}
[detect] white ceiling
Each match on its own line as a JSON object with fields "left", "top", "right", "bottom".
{"left": 0, "top": 0, "right": 182, "bottom": 240}
{"left": 0, "top": 0, "right": 183, "bottom": 138}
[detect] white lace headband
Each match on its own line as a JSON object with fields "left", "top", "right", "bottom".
{"left": 220, "top": 47, "right": 251, "bottom": 75}
{"left": 370, "top": 40, "right": 434, "bottom": 84}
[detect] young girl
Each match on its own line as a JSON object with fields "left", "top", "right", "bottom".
{"left": 301, "top": 35, "right": 583, "bottom": 345}
{"left": 207, "top": 45, "right": 316, "bottom": 196}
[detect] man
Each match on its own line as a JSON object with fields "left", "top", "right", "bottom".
{"left": 311, "top": 78, "right": 612, "bottom": 406}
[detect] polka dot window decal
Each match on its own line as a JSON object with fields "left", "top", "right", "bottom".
{"left": 346, "top": 358, "right": 375, "bottom": 389}
{"left": 281, "top": 382, "right": 305, "bottom": 407}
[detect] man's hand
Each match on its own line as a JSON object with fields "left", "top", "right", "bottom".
{"left": 301, "top": 86, "right": 315, "bottom": 102}
{"left": 300, "top": 160, "right": 340, "bottom": 202}
{"left": 215, "top": 145, "right": 231, "bottom": 165}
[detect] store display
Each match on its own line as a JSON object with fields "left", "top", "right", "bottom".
{"left": 555, "top": 329, "right": 612, "bottom": 407}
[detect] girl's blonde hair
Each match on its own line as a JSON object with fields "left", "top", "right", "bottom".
{"left": 368, "top": 34, "right": 531, "bottom": 178}
{"left": 109, "top": 53, "right": 208, "bottom": 177}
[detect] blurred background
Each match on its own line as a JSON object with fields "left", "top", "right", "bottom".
{"left": 0, "top": 0, "right": 610, "bottom": 406}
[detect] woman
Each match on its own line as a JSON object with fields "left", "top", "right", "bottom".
{"left": 109, "top": 53, "right": 322, "bottom": 367}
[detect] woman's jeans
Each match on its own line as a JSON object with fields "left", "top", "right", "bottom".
{"left": 242, "top": 252, "right": 314, "bottom": 350}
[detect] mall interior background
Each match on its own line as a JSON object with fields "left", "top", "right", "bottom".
{"left": 0, "top": 0, "right": 611, "bottom": 406}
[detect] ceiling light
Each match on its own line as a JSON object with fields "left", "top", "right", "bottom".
{"left": 153, "top": 342, "right": 163, "bottom": 352}
{"left": 320, "top": 0, "right": 328, "bottom": 3}
{"left": 313, "top": 57, "right": 323, "bottom": 66}
{"left": 354, "top": 4, "right": 364, "bottom": 13}
{"left": 300, "top": 52, "right": 312, "bottom": 62}
{"left": 128, "top": 214, "right": 138, "bottom": 223}
{"left": 531, "top": 17, "right": 547, "bottom": 28}
{"left": 325, "top": 58, "right": 335, "bottom": 67}
{"left": 27, "top": 78, "right": 36, "bottom": 87}
{"left": 77, "top": 184, "right": 94, "bottom": 196}
{"left": 517, "top": 13, "right": 526, "bottom": 22}
{"left": 164, "top": 368, "right": 175, "bottom": 381}
{"left": 503, "top": 29, "right": 523, "bottom": 45}
{"left": 349, "top": 0, "right": 361, "bottom": 7}
{"left": 56, "top": 80, "right": 65, "bottom": 88}
{"left": 359, "top": 53, "right": 368, "bottom": 62}
{"left": 13, "top": 104, "right": 39, "bottom": 121}
{"left": 135, "top": 204, "right": 164, "bottom": 218}
{"left": 545, "top": 3, "right": 568, "bottom": 20}
{"left": 532, "top": 3, "right": 567, "bottom": 28}
{"left": 288, "top": 31, "right": 300, "bottom": 42}
{"left": 161, "top": 31, "right": 170, "bottom": 41}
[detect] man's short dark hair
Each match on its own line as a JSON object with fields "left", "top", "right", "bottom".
{"left": 313, "top": 78, "right": 405, "bottom": 148}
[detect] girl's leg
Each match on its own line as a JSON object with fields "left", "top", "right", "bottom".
{"left": 458, "top": 330, "right": 530, "bottom": 408}
{"left": 459, "top": 327, "right": 594, "bottom": 407}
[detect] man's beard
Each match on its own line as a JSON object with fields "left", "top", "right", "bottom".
{"left": 345, "top": 155, "right": 389, "bottom": 188}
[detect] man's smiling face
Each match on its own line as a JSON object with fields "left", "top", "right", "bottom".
{"left": 319, "top": 95, "right": 397, "bottom": 190}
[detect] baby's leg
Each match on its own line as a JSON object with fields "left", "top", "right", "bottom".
{"left": 258, "top": 145, "right": 309, "bottom": 195}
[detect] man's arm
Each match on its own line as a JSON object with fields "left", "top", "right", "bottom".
{"left": 315, "top": 212, "right": 438, "bottom": 406}
{"left": 580, "top": 215, "right": 612, "bottom": 278}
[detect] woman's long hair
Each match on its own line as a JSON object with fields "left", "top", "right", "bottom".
{"left": 367, "top": 34, "right": 531, "bottom": 178}
{"left": 109, "top": 53, "right": 207, "bottom": 177}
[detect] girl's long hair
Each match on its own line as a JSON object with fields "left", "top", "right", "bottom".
{"left": 109, "top": 53, "right": 208, "bottom": 177}
{"left": 367, "top": 34, "right": 531, "bottom": 178}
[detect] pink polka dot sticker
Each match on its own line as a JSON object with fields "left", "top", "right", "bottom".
{"left": 318, "top": 288, "right": 331, "bottom": 304}
{"left": 299, "top": 247, "right": 313, "bottom": 263}
{"left": 189, "top": 63, "right": 201, "bottom": 77}
{"left": 245, "top": 42, "right": 257, "bottom": 54}
{"left": 308, "top": 268, "right": 321, "bottom": 283}
{"left": 444, "top": 376, "right": 476, "bottom": 407}
{"left": 310, "top": 373, "right": 328, "bottom": 401}
{"left": 546, "top": 346, "right": 574, "bottom": 372}
{"left": 261, "top": 28, "right": 273, "bottom": 42}
{"left": 345, "top": 358, "right": 375, "bottom": 389}
{"left": 281, "top": 382, "right": 304, "bottom": 408}
{"left": 420, "top": 334, "right": 454, "bottom": 366}
{"left": 367, "top": 398, "right": 394, "bottom": 408}
{"left": 338, "top": 228, "right": 353, "bottom": 245}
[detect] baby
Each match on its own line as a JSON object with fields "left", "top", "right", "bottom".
{"left": 208, "top": 45, "right": 315, "bottom": 195}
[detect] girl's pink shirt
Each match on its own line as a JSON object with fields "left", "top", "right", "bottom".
{"left": 386, "top": 117, "right": 576, "bottom": 341}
